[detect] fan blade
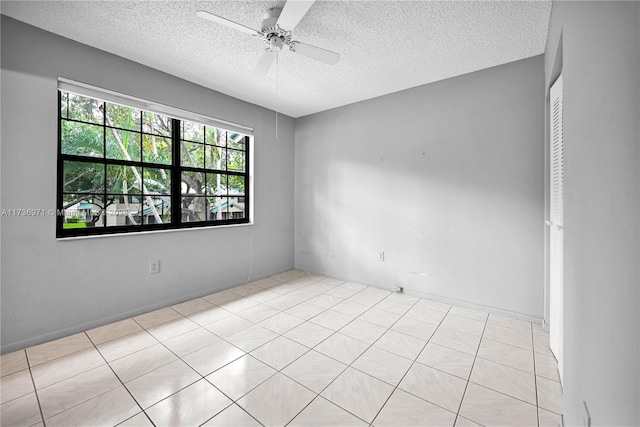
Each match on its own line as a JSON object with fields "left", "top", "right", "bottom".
{"left": 254, "top": 50, "right": 277, "bottom": 75}
{"left": 290, "top": 42, "right": 340, "bottom": 65}
{"left": 276, "top": 0, "right": 315, "bottom": 31}
{"left": 196, "top": 10, "right": 260, "bottom": 36}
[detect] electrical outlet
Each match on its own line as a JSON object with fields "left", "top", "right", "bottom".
{"left": 378, "top": 251, "right": 385, "bottom": 261}
{"left": 149, "top": 260, "right": 160, "bottom": 274}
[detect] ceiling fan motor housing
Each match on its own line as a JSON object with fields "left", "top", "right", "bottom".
{"left": 259, "top": 7, "right": 292, "bottom": 49}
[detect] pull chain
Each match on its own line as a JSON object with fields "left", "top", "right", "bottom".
{"left": 275, "top": 52, "right": 279, "bottom": 140}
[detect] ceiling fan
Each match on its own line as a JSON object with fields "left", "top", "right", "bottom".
{"left": 196, "top": 0, "right": 340, "bottom": 75}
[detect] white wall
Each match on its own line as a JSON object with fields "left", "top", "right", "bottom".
{"left": 295, "top": 56, "right": 545, "bottom": 319}
{"left": 0, "top": 17, "right": 295, "bottom": 353}
{"left": 545, "top": 1, "right": 640, "bottom": 424}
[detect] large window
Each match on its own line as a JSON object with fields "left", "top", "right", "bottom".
{"left": 57, "top": 88, "right": 250, "bottom": 237}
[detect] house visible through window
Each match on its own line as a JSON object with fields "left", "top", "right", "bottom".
{"left": 57, "top": 87, "right": 251, "bottom": 237}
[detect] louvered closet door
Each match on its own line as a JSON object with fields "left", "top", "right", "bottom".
{"left": 549, "top": 75, "right": 564, "bottom": 383}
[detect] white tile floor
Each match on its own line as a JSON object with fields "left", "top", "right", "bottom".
{"left": 0, "top": 270, "right": 562, "bottom": 426}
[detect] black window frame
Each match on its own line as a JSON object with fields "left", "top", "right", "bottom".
{"left": 57, "top": 90, "right": 251, "bottom": 238}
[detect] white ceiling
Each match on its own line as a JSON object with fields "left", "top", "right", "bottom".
{"left": 1, "top": 1, "right": 551, "bottom": 118}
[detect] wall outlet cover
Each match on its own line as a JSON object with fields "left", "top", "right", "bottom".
{"left": 149, "top": 260, "right": 160, "bottom": 274}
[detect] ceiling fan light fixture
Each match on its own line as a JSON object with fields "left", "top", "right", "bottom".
{"left": 269, "top": 37, "right": 284, "bottom": 52}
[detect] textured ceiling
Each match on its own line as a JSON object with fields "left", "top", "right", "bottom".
{"left": 1, "top": 1, "right": 551, "bottom": 118}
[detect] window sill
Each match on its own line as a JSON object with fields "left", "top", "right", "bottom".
{"left": 56, "top": 221, "right": 254, "bottom": 241}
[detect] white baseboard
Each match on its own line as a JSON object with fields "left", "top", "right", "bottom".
{"left": 0, "top": 266, "right": 294, "bottom": 355}
{"left": 295, "top": 265, "right": 544, "bottom": 325}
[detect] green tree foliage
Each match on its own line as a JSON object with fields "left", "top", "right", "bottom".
{"left": 60, "top": 91, "right": 247, "bottom": 225}
{"left": 179, "top": 123, "right": 246, "bottom": 221}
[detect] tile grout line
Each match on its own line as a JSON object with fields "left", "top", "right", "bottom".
{"left": 532, "top": 322, "right": 541, "bottom": 427}
{"left": 198, "top": 281, "right": 326, "bottom": 424}
{"left": 125, "top": 310, "right": 238, "bottom": 423}
{"left": 86, "top": 328, "right": 157, "bottom": 427}
{"left": 311, "top": 291, "right": 470, "bottom": 421}
{"left": 452, "top": 315, "right": 489, "bottom": 427}
{"left": 190, "top": 281, "right": 339, "bottom": 425}
{"left": 102, "top": 311, "right": 251, "bottom": 425}
{"left": 226, "top": 284, "right": 407, "bottom": 425}
{"left": 29, "top": 332, "right": 125, "bottom": 426}
{"left": 197, "top": 402, "right": 264, "bottom": 427}
{"left": 472, "top": 351, "right": 539, "bottom": 377}
{"left": 467, "top": 318, "right": 549, "bottom": 417}
{"left": 459, "top": 316, "right": 553, "bottom": 424}
{"left": 204, "top": 275, "right": 342, "bottom": 426}
{"left": 23, "top": 349, "right": 47, "bottom": 427}
{"left": 94, "top": 280, "right": 304, "bottom": 425}
{"left": 281, "top": 289, "right": 419, "bottom": 426}
{"left": 368, "top": 303, "right": 455, "bottom": 425}
{"left": 335, "top": 296, "right": 426, "bottom": 420}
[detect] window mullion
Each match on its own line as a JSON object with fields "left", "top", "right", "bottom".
{"left": 171, "top": 119, "right": 182, "bottom": 225}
